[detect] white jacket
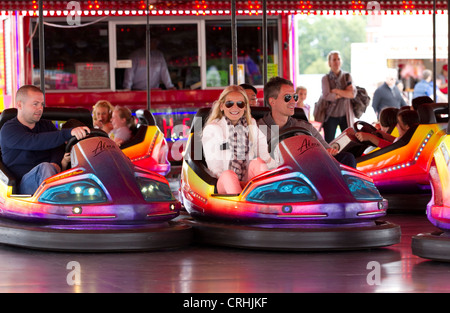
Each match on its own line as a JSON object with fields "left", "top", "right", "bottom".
{"left": 202, "top": 117, "right": 277, "bottom": 179}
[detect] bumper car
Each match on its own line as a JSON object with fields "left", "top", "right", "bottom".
{"left": 331, "top": 103, "right": 449, "bottom": 194}
{"left": 0, "top": 108, "right": 191, "bottom": 252}
{"left": 412, "top": 121, "right": 450, "bottom": 261}
{"left": 120, "top": 109, "right": 170, "bottom": 176}
{"left": 179, "top": 107, "right": 400, "bottom": 251}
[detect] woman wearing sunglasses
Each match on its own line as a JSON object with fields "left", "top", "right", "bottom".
{"left": 321, "top": 51, "right": 357, "bottom": 143}
{"left": 202, "top": 85, "right": 277, "bottom": 194}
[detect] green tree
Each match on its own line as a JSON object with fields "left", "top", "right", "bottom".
{"left": 297, "top": 15, "right": 367, "bottom": 74}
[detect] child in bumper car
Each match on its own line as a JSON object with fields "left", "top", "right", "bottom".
{"left": 355, "top": 108, "right": 418, "bottom": 147}
{"left": 109, "top": 106, "right": 135, "bottom": 147}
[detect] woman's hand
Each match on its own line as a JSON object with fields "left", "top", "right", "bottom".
{"left": 355, "top": 132, "right": 377, "bottom": 143}
{"left": 114, "top": 138, "right": 124, "bottom": 147}
{"left": 326, "top": 147, "right": 339, "bottom": 156}
{"left": 93, "top": 120, "right": 103, "bottom": 128}
{"left": 331, "top": 88, "right": 341, "bottom": 99}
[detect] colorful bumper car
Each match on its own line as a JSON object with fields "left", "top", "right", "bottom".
{"left": 121, "top": 109, "right": 171, "bottom": 176}
{"left": 331, "top": 103, "right": 449, "bottom": 194}
{"left": 412, "top": 120, "right": 450, "bottom": 261}
{"left": 179, "top": 107, "right": 400, "bottom": 251}
{"left": 0, "top": 108, "right": 191, "bottom": 252}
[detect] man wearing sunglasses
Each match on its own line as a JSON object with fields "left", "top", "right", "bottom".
{"left": 258, "top": 76, "right": 356, "bottom": 168}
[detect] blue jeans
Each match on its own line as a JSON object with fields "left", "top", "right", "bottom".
{"left": 19, "top": 162, "right": 58, "bottom": 195}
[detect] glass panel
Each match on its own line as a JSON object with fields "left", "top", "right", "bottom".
{"left": 246, "top": 178, "right": 317, "bottom": 203}
{"left": 295, "top": 12, "right": 449, "bottom": 136}
{"left": 115, "top": 23, "right": 199, "bottom": 90}
{"left": 205, "top": 19, "right": 278, "bottom": 87}
{"left": 32, "top": 21, "right": 109, "bottom": 90}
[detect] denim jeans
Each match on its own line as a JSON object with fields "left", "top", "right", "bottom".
{"left": 19, "top": 162, "right": 58, "bottom": 195}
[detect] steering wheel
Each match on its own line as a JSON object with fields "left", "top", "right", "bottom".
{"left": 65, "top": 128, "right": 109, "bottom": 153}
{"left": 268, "top": 126, "right": 312, "bottom": 154}
{"left": 353, "top": 121, "right": 383, "bottom": 147}
{"left": 353, "top": 121, "right": 378, "bottom": 134}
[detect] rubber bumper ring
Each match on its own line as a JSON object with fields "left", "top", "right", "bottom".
{"left": 0, "top": 218, "right": 193, "bottom": 252}
{"left": 183, "top": 218, "right": 401, "bottom": 251}
{"left": 412, "top": 231, "right": 450, "bottom": 262}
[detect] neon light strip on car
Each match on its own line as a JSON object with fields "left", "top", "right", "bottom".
{"left": 277, "top": 214, "right": 328, "bottom": 218}
{"left": 67, "top": 215, "right": 116, "bottom": 219}
{"left": 357, "top": 210, "right": 386, "bottom": 216}
{"left": 368, "top": 131, "right": 433, "bottom": 177}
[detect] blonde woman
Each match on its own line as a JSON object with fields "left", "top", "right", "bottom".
{"left": 109, "top": 106, "right": 135, "bottom": 146}
{"left": 202, "top": 85, "right": 277, "bottom": 194}
{"left": 92, "top": 100, "right": 114, "bottom": 133}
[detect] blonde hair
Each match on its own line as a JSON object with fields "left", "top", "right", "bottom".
{"left": 205, "top": 85, "right": 251, "bottom": 126}
{"left": 327, "top": 50, "right": 342, "bottom": 66}
{"left": 92, "top": 100, "right": 114, "bottom": 123}
{"left": 114, "top": 106, "right": 136, "bottom": 128}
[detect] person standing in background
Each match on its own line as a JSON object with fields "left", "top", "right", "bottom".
{"left": 320, "top": 51, "right": 357, "bottom": 143}
{"left": 372, "top": 69, "right": 407, "bottom": 118}
{"left": 438, "top": 64, "right": 448, "bottom": 95}
{"left": 123, "top": 36, "right": 175, "bottom": 90}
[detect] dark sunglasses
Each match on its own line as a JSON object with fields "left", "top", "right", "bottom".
{"left": 225, "top": 101, "right": 246, "bottom": 109}
{"left": 284, "top": 94, "right": 299, "bottom": 102}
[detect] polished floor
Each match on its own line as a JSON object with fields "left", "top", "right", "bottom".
{"left": 0, "top": 210, "right": 449, "bottom": 294}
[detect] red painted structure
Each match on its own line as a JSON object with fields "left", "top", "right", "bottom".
{"left": 0, "top": 0, "right": 444, "bottom": 165}
{"left": 1, "top": 0, "right": 443, "bottom": 111}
